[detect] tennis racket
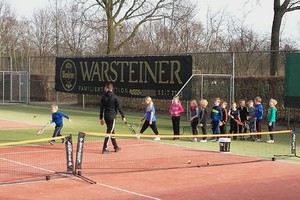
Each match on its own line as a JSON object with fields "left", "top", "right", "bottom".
{"left": 234, "top": 119, "right": 246, "bottom": 126}
{"left": 131, "top": 121, "right": 142, "bottom": 132}
{"left": 124, "top": 121, "right": 138, "bottom": 134}
{"left": 37, "top": 122, "right": 50, "bottom": 135}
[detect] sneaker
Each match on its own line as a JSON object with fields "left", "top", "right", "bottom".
{"left": 193, "top": 138, "right": 198, "bottom": 142}
{"left": 256, "top": 138, "right": 261, "bottom": 142}
{"left": 154, "top": 136, "right": 160, "bottom": 141}
{"left": 135, "top": 134, "right": 141, "bottom": 139}
{"left": 102, "top": 149, "right": 110, "bottom": 154}
{"left": 266, "top": 140, "right": 274, "bottom": 143}
{"left": 114, "top": 147, "right": 121, "bottom": 152}
{"left": 49, "top": 140, "right": 55, "bottom": 145}
{"left": 200, "top": 139, "right": 207, "bottom": 143}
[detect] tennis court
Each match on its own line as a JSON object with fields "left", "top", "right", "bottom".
{"left": 1, "top": 132, "right": 300, "bottom": 200}
{"left": 1, "top": 105, "right": 300, "bottom": 199}
{"left": 0, "top": 119, "right": 41, "bottom": 130}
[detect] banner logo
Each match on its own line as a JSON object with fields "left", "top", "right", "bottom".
{"left": 60, "top": 59, "right": 77, "bottom": 92}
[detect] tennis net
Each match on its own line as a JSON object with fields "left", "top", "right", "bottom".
{"left": 74, "top": 130, "right": 298, "bottom": 176}
{"left": 0, "top": 135, "right": 74, "bottom": 185}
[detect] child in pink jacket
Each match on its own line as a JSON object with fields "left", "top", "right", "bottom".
{"left": 169, "top": 96, "right": 184, "bottom": 140}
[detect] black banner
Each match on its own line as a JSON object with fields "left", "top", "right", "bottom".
{"left": 55, "top": 55, "right": 193, "bottom": 99}
{"left": 75, "top": 132, "right": 85, "bottom": 171}
{"left": 65, "top": 135, "right": 74, "bottom": 172}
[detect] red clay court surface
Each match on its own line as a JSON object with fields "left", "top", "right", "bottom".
{"left": 1, "top": 138, "right": 300, "bottom": 200}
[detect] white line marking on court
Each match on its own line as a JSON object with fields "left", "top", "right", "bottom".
{"left": 0, "top": 157, "right": 54, "bottom": 173}
{"left": 95, "top": 181, "right": 161, "bottom": 200}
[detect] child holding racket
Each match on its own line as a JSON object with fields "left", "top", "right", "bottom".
{"left": 139, "top": 96, "right": 160, "bottom": 141}
{"left": 49, "top": 104, "right": 72, "bottom": 145}
{"left": 220, "top": 101, "right": 228, "bottom": 134}
{"left": 169, "top": 96, "right": 184, "bottom": 140}
{"left": 228, "top": 101, "right": 239, "bottom": 140}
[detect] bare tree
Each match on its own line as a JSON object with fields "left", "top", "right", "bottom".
{"left": 270, "top": 0, "right": 300, "bottom": 75}
{"left": 0, "top": 1, "right": 15, "bottom": 56}
{"left": 58, "top": 2, "right": 94, "bottom": 56}
{"left": 77, "top": 0, "right": 178, "bottom": 55}
{"left": 29, "top": 9, "right": 54, "bottom": 57}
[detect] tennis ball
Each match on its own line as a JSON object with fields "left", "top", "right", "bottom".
{"left": 187, "top": 160, "right": 191, "bottom": 164}
{"left": 206, "top": 161, "right": 210, "bottom": 165}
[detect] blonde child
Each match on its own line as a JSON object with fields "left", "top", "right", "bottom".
{"left": 140, "top": 96, "right": 160, "bottom": 141}
{"left": 199, "top": 99, "right": 208, "bottom": 142}
{"left": 267, "top": 98, "right": 277, "bottom": 143}
{"left": 190, "top": 100, "right": 199, "bottom": 142}
{"left": 237, "top": 99, "right": 248, "bottom": 134}
{"left": 49, "top": 104, "right": 72, "bottom": 145}
{"left": 169, "top": 96, "right": 184, "bottom": 140}
{"left": 210, "top": 98, "right": 222, "bottom": 141}
{"left": 254, "top": 96, "right": 263, "bottom": 142}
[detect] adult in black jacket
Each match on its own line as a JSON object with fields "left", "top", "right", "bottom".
{"left": 99, "top": 83, "right": 126, "bottom": 154}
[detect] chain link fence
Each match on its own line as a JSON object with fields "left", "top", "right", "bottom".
{"left": 0, "top": 51, "right": 296, "bottom": 125}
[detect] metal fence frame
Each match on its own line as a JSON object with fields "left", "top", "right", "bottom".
{"left": 0, "top": 71, "right": 29, "bottom": 104}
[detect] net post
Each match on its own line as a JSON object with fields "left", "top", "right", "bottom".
{"left": 65, "top": 134, "right": 74, "bottom": 173}
{"left": 75, "top": 132, "right": 86, "bottom": 174}
{"left": 274, "top": 131, "right": 300, "bottom": 159}
{"left": 290, "top": 132, "right": 300, "bottom": 158}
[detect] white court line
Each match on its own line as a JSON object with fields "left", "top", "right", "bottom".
{"left": 0, "top": 157, "right": 54, "bottom": 173}
{"left": 95, "top": 181, "right": 161, "bottom": 200}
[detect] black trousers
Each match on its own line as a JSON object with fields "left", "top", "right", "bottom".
{"left": 191, "top": 118, "right": 199, "bottom": 135}
{"left": 52, "top": 125, "right": 63, "bottom": 137}
{"left": 140, "top": 121, "right": 159, "bottom": 135}
{"left": 103, "top": 117, "right": 118, "bottom": 150}
{"left": 200, "top": 123, "right": 207, "bottom": 140}
{"left": 268, "top": 122, "right": 275, "bottom": 140}
{"left": 171, "top": 116, "right": 180, "bottom": 135}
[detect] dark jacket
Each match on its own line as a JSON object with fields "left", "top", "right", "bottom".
{"left": 199, "top": 108, "right": 207, "bottom": 124}
{"left": 238, "top": 106, "right": 248, "bottom": 121}
{"left": 99, "top": 91, "right": 125, "bottom": 119}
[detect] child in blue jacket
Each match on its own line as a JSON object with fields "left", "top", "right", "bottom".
{"left": 49, "top": 104, "right": 72, "bottom": 144}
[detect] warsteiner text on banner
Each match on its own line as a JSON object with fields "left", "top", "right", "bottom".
{"left": 55, "top": 55, "right": 192, "bottom": 99}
